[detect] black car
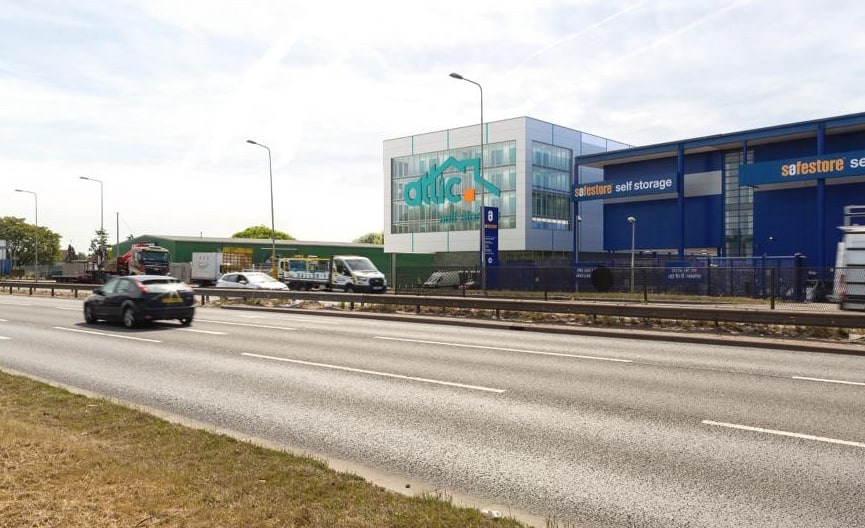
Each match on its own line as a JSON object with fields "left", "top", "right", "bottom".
{"left": 83, "top": 275, "right": 195, "bottom": 328}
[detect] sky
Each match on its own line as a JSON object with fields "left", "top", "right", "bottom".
{"left": 3, "top": 0, "right": 865, "bottom": 253}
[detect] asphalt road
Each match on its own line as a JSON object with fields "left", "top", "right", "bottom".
{"left": 1, "top": 295, "right": 864, "bottom": 528}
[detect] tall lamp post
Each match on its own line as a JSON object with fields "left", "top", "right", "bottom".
{"left": 449, "top": 72, "right": 486, "bottom": 292}
{"left": 246, "top": 139, "right": 277, "bottom": 279}
{"left": 14, "top": 189, "right": 38, "bottom": 281}
{"left": 79, "top": 176, "right": 105, "bottom": 268}
{"left": 627, "top": 216, "right": 636, "bottom": 293}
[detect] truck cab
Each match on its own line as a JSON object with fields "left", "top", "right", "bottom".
{"left": 330, "top": 255, "right": 387, "bottom": 293}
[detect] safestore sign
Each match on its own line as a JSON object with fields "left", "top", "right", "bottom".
{"left": 740, "top": 150, "right": 865, "bottom": 186}
{"left": 572, "top": 175, "right": 677, "bottom": 202}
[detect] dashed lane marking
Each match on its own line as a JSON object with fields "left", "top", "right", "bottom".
{"left": 702, "top": 420, "right": 865, "bottom": 449}
{"left": 242, "top": 352, "right": 506, "bottom": 393}
{"left": 792, "top": 376, "right": 865, "bottom": 387}
{"left": 53, "top": 327, "right": 162, "bottom": 343}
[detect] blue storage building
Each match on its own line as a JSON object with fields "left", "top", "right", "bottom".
{"left": 575, "top": 111, "right": 865, "bottom": 277}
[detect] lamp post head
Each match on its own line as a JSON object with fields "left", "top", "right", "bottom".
{"left": 449, "top": 72, "right": 463, "bottom": 80}
{"left": 627, "top": 216, "right": 636, "bottom": 224}
{"left": 246, "top": 139, "right": 257, "bottom": 145}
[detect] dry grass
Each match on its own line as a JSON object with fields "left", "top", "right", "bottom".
{"left": 0, "top": 372, "right": 526, "bottom": 528}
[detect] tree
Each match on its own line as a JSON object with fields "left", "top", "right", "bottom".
{"left": 354, "top": 231, "right": 383, "bottom": 244}
{"left": 232, "top": 225, "right": 294, "bottom": 240}
{"left": 88, "top": 228, "right": 109, "bottom": 268}
{"left": 0, "top": 216, "right": 60, "bottom": 266}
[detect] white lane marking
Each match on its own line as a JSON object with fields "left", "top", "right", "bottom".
{"left": 53, "top": 327, "right": 162, "bottom": 343}
{"left": 0, "top": 318, "right": 7, "bottom": 322}
{"left": 53, "top": 307, "right": 81, "bottom": 311}
{"left": 195, "top": 319, "right": 296, "bottom": 331}
{"left": 374, "top": 336, "right": 633, "bottom": 363}
{"left": 702, "top": 420, "right": 865, "bottom": 449}
{"left": 792, "top": 376, "right": 865, "bottom": 387}
{"left": 179, "top": 328, "right": 227, "bottom": 335}
{"left": 242, "top": 352, "right": 506, "bottom": 394}
{"left": 0, "top": 302, "right": 32, "bottom": 306}
{"left": 0, "top": 336, "right": 9, "bottom": 340}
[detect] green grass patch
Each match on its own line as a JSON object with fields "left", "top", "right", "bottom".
{"left": 0, "top": 371, "right": 527, "bottom": 528}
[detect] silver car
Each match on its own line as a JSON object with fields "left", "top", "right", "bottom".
{"left": 215, "top": 271, "right": 288, "bottom": 290}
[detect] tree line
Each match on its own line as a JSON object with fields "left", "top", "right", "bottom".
{"left": 0, "top": 217, "right": 384, "bottom": 267}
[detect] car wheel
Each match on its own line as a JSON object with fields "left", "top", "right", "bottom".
{"left": 180, "top": 316, "right": 193, "bottom": 326}
{"left": 345, "top": 284, "right": 354, "bottom": 293}
{"left": 122, "top": 306, "right": 138, "bottom": 329}
{"left": 84, "top": 304, "right": 98, "bottom": 324}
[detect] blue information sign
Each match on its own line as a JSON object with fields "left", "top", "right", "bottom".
{"left": 483, "top": 206, "right": 499, "bottom": 266}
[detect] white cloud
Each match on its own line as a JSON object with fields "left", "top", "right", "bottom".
{"left": 3, "top": 0, "right": 865, "bottom": 252}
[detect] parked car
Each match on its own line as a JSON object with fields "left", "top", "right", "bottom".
{"left": 423, "top": 270, "right": 477, "bottom": 289}
{"left": 215, "top": 271, "right": 288, "bottom": 290}
{"left": 83, "top": 275, "right": 195, "bottom": 328}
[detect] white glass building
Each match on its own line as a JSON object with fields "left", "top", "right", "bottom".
{"left": 383, "top": 117, "right": 629, "bottom": 263}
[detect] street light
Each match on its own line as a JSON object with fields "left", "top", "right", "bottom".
{"left": 79, "top": 176, "right": 105, "bottom": 268}
{"left": 628, "top": 216, "right": 636, "bottom": 293}
{"left": 449, "top": 72, "right": 486, "bottom": 292}
{"left": 14, "top": 189, "right": 38, "bottom": 281}
{"left": 246, "top": 139, "right": 277, "bottom": 279}
{"left": 575, "top": 214, "right": 582, "bottom": 263}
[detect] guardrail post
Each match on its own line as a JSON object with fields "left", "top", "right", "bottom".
{"left": 642, "top": 268, "right": 648, "bottom": 303}
{"left": 770, "top": 268, "right": 776, "bottom": 310}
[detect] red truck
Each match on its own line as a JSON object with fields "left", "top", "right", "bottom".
{"left": 56, "top": 243, "right": 171, "bottom": 283}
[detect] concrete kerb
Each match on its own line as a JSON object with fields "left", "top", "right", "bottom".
{"left": 218, "top": 304, "right": 865, "bottom": 357}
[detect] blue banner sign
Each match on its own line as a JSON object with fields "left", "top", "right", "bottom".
{"left": 572, "top": 175, "right": 677, "bottom": 202}
{"left": 664, "top": 261, "right": 703, "bottom": 283}
{"left": 740, "top": 150, "right": 865, "bottom": 186}
{"left": 483, "top": 206, "right": 499, "bottom": 266}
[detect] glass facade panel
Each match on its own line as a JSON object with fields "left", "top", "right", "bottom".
{"left": 390, "top": 140, "right": 517, "bottom": 234}
{"left": 724, "top": 149, "right": 754, "bottom": 256}
{"left": 531, "top": 141, "right": 572, "bottom": 230}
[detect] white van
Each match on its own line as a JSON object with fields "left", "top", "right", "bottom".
{"left": 832, "top": 225, "right": 865, "bottom": 310}
{"left": 423, "top": 271, "right": 462, "bottom": 288}
{"left": 329, "top": 255, "right": 387, "bottom": 293}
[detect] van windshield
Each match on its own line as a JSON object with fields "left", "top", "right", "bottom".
{"left": 344, "top": 258, "right": 376, "bottom": 272}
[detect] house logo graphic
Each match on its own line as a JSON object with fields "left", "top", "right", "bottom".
{"left": 403, "top": 156, "right": 500, "bottom": 206}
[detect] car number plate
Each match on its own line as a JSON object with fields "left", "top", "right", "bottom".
{"left": 162, "top": 297, "right": 182, "bottom": 304}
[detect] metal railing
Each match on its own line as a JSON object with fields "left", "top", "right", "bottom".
{"left": 1, "top": 279, "right": 862, "bottom": 330}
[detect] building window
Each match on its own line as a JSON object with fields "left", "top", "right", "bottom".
{"left": 724, "top": 149, "right": 754, "bottom": 256}
{"left": 531, "top": 141, "right": 572, "bottom": 230}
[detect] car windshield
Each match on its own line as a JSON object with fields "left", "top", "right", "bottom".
{"left": 246, "top": 273, "right": 279, "bottom": 283}
{"left": 140, "top": 278, "right": 187, "bottom": 293}
{"left": 344, "top": 258, "right": 376, "bottom": 272}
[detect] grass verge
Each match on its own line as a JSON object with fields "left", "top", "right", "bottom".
{"left": 0, "top": 371, "right": 527, "bottom": 528}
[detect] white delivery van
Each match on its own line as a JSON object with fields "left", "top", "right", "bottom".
{"left": 329, "top": 255, "right": 387, "bottom": 293}
{"left": 832, "top": 225, "right": 865, "bottom": 310}
{"left": 423, "top": 271, "right": 462, "bottom": 288}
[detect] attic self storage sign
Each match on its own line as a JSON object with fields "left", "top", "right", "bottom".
{"left": 572, "top": 175, "right": 677, "bottom": 201}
